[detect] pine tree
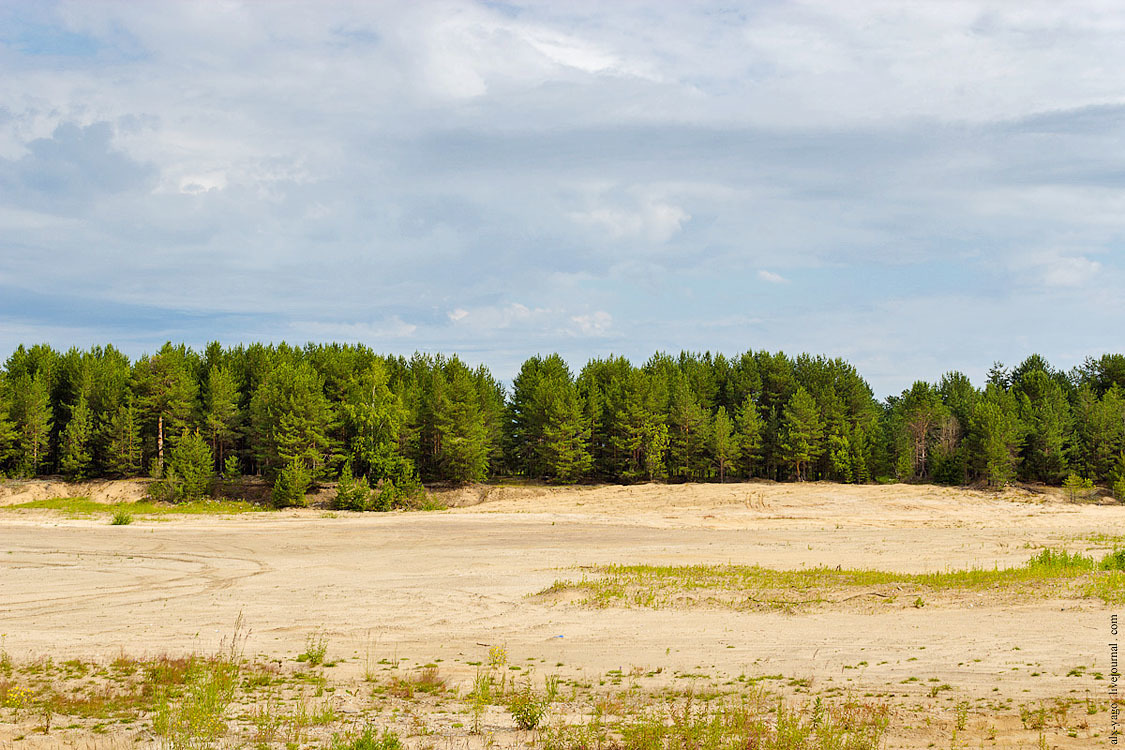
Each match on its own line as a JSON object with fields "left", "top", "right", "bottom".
{"left": 0, "top": 374, "right": 20, "bottom": 475}
{"left": 333, "top": 462, "right": 373, "bottom": 511}
{"left": 849, "top": 423, "right": 872, "bottom": 483}
{"left": 708, "top": 406, "right": 740, "bottom": 482}
{"left": 102, "top": 397, "right": 142, "bottom": 477}
{"left": 250, "top": 359, "right": 335, "bottom": 479}
{"left": 781, "top": 387, "right": 822, "bottom": 481}
{"left": 972, "top": 383, "right": 1023, "bottom": 487}
{"left": 1016, "top": 369, "right": 1070, "bottom": 483}
{"left": 204, "top": 365, "right": 240, "bottom": 469}
{"left": 667, "top": 376, "right": 708, "bottom": 480}
{"left": 168, "top": 428, "right": 214, "bottom": 500}
{"left": 435, "top": 360, "right": 490, "bottom": 483}
{"left": 337, "top": 359, "right": 413, "bottom": 485}
{"left": 60, "top": 394, "right": 93, "bottom": 479}
{"left": 537, "top": 375, "right": 592, "bottom": 483}
{"left": 133, "top": 344, "right": 198, "bottom": 477}
{"left": 735, "top": 396, "right": 764, "bottom": 478}
{"left": 891, "top": 381, "right": 949, "bottom": 480}
{"left": 12, "top": 373, "right": 52, "bottom": 476}
{"left": 1072, "top": 385, "right": 1125, "bottom": 482}
{"left": 505, "top": 355, "right": 591, "bottom": 482}
{"left": 640, "top": 418, "right": 668, "bottom": 481}
{"left": 272, "top": 457, "right": 311, "bottom": 508}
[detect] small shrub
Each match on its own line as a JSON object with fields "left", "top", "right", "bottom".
{"left": 1114, "top": 478, "right": 1125, "bottom": 503}
{"left": 331, "top": 728, "right": 402, "bottom": 750}
{"left": 297, "top": 632, "right": 328, "bottom": 666}
{"left": 273, "top": 460, "right": 311, "bottom": 508}
{"left": 1028, "top": 548, "right": 1094, "bottom": 571}
{"left": 170, "top": 429, "right": 215, "bottom": 501}
{"left": 333, "top": 464, "right": 372, "bottom": 511}
{"left": 1101, "top": 549, "right": 1125, "bottom": 571}
{"left": 147, "top": 472, "right": 182, "bottom": 503}
{"left": 1063, "top": 472, "right": 1094, "bottom": 502}
{"left": 507, "top": 681, "right": 547, "bottom": 730}
{"left": 223, "top": 455, "right": 240, "bottom": 480}
{"left": 110, "top": 509, "right": 133, "bottom": 525}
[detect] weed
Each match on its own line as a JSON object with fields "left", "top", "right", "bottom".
{"left": 507, "top": 679, "right": 548, "bottom": 730}
{"left": 330, "top": 727, "right": 403, "bottom": 750}
{"left": 363, "top": 631, "right": 379, "bottom": 682}
{"left": 543, "top": 549, "right": 1114, "bottom": 611}
{"left": 544, "top": 673, "right": 561, "bottom": 703}
{"left": 955, "top": 700, "right": 969, "bottom": 730}
{"left": 153, "top": 656, "right": 238, "bottom": 749}
{"left": 110, "top": 509, "right": 133, "bottom": 525}
{"left": 488, "top": 644, "right": 508, "bottom": 669}
{"left": 297, "top": 631, "right": 329, "bottom": 666}
{"left": 1100, "top": 549, "right": 1125, "bottom": 571}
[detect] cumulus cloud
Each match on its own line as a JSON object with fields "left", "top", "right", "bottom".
{"left": 1027, "top": 253, "right": 1103, "bottom": 288}
{"left": 571, "top": 200, "right": 689, "bottom": 243}
{"left": 1, "top": 1, "right": 1124, "bottom": 390}
{"left": 570, "top": 311, "right": 612, "bottom": 337}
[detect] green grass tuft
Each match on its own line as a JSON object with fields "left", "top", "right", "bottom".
{"left": 5, "top": 496, "right": 267, "bottom": 516}
{"left": 542, "top": 548, "right": 1125, "bottom": 610}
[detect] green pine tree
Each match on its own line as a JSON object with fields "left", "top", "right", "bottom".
{"left": 333, "top": 462, "right": 373, "bottom": 511}
{"left": 972, "top": 383, "right": 1024, "bottom": 487}
{"left": 59, "top": 394, "right": 93, "bottom": 479}
{"left": 272, "top": 457, "right": 311, "bottom": 508}
{"left": 640, "top": 418, "right": 668, "bottom": 481}
{"left": 13, "top": 373, "right": 52, "bottom": 476}
{"left": 434, "top": 360, "right": 490, "bottom": 483}
{"left": 168, "top": 428, "right": 214, "bottom": 501}
{"left": 133, "top": 344, "right": 198, "bottom": 477}
{"left": 204, "top": 365, "right": 240, "bottom": 470}
{"left": 101, "top": 396, "right": 142, "bottom": 477}
{"left": 0, "top": 374, "right": 21, "bottom": 476}
{"left": 708, "top": 406, "right": 740, "bottom": 482}
{"left": 667, "top": 376, "right": 708, "bottom": 480}
{"left": 1016, "top": 369, "right": 1070, "bottom": 483}
{"left": 250, "top": 359, "right": 335, "bottom": 479}
{"left": 538, "top": 378, "right": 592, "bottom": 483}
{"left": 781, "top": 387, "right": 823, "bottom": 481}
{"left": 735, "top": 396, "right": 764, "bottom": 478}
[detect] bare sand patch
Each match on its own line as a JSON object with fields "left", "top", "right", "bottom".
{"left": 0, "top": 481, "right": 1118, "bottom": 748}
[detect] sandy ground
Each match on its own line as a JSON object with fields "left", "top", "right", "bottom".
{"left": 0, "top": 480, "right": 1121, "bottom": 747}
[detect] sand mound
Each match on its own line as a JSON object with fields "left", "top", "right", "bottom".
{"left": 0, "top": 477, "right": 152, "bottom": 506}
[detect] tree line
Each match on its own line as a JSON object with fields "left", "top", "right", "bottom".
{"left": 0, "top": 343, "right": 1122, "bottom": 504}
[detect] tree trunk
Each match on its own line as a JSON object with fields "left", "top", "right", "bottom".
{"left": 157, "top": 414, "right": 164, "bottom": 477}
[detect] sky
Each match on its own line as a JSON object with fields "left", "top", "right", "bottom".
{"left": 1, "top": 0, "right": 1123, "bottom": 397}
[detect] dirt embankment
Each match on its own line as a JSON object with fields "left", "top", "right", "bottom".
{"left": 0, "top": 477, "right": 152, "bottom": 506}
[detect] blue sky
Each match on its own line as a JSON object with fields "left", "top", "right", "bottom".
{"left": 1, "top": 1, "right": 1123, "bottom": 396}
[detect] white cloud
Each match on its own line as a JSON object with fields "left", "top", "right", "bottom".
{"left": 291, "top": 317, "right": 418, "bottom": 340}
{"left": 2, "top": 1, "right": 1125, "bottom": 390}
{"left": 570, "top": 311, "right": 612, "bottom": 337}
{"left": 571, "top": 197, "right": 689, "bottom": 243}
{"left": 1032, "top": 253, "right": 1103, "bottom": 288}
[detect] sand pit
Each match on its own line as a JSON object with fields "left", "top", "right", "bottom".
{"left": 0, "top": 481, "right": 1119, "bottom": 748}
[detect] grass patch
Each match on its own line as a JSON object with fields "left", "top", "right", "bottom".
{"left": 542, "top": 549, "right": 1125, "bottom": 610}
{"left": 4, "top": 496, "right": 268, "bottom": 516}
{"left": 541, "top": 692, "right": 890, "bottom": 750}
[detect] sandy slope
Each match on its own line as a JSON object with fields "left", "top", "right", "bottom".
{"left": 0, "top": 480, "right": 1119, "bottom": 747}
